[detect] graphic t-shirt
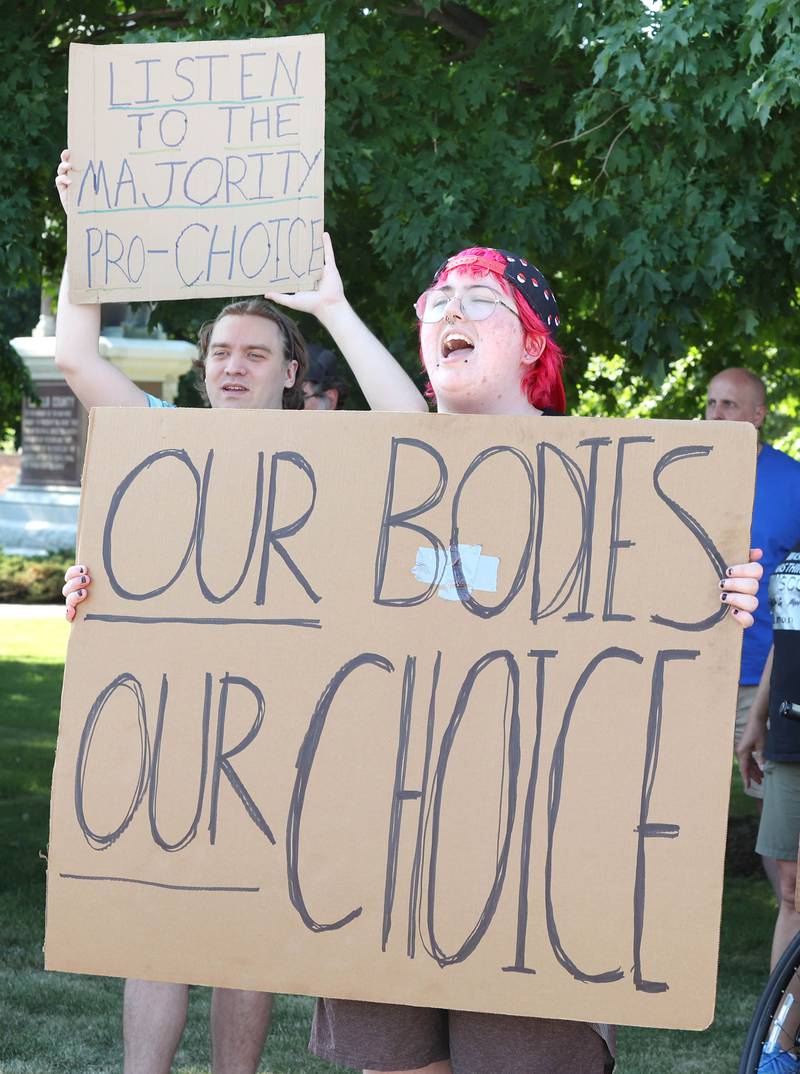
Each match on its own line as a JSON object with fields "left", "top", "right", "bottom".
{"left": 764, "top": 543, "right": 800, "bottom": 761}
{"left": 741, "top": 444, "right": 800, "bottom": 684}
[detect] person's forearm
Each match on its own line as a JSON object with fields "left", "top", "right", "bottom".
{"left": 750, "top": 646, "right": 773, "bottom": 727}
{"left": 319, "top": 301, "right": 428, "bottom": 413}
{"left": 55, "top": 264, "right": 100, "bottom": 373}
{"left": 54, "top": 265, "right": 147, "bottom": 409}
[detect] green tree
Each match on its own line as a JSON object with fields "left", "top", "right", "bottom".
{"left": 2, "top": 1, "right": 799, "bottom": 435}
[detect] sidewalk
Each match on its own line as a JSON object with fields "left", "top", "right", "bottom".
{"left": 0, "top": 604, "right": 65, "bottom": 618}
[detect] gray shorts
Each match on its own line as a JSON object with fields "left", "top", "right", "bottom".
{"left": 735, "top": 684, "right": 764, "bottom": 801}
{"left": 757, "top": 762, "right": 800, "bottom": 861}
{"left": 309, "top": 998, "right": 614, "bottom": 1073}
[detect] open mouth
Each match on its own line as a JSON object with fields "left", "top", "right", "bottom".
{"left": 441, "top": 332, "right": 475, "bottom": 361}
{"left": 221, "top": 384, "right": 249, "bottom": 394}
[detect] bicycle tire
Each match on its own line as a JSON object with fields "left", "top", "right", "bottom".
{"left": 739, "top": 930, "right": 800, "bottom": 1073}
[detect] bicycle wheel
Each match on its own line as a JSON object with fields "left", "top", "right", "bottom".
{"left": 740, "top": 930, "right": 800, "bottom": 1073}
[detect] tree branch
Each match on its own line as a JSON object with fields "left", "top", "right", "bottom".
{"left": 391, "top": 2, "right": 492, "bottom": 49}
{"left": 80, "top": 7, "right": 180, "bottom": 29}
{"left": 596, "top": 122, "right": 632, "bottom": 180}
{"left": 548, "top": 104, "right": 628, "bottom": 150}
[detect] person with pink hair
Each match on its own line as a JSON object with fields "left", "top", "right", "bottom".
{"left": 269, "top": 238, "right": 763, "bottom": 1074}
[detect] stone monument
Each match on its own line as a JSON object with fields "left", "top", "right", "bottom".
{"left": 0, "top": 299, "right": 195, "bottom": 555}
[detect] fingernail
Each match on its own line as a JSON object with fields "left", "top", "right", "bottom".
{"left": 78, "top": 566, "right": 85, "bottom": 572}
{"left": 720, "top": 592, "right": 728, "bottom": 601}
{"left": 733, "top": 608, "right": 740, "bottom": 616}
{"left": 719, "top": 580, "right": 725, "bottom": 589}
{"left": 78, "top": 589, "right": 84, "bottom": 596}
{"left": 81, "top": 575, "right": 87, "bottom": 584}
{"left": 726, "top": 567, "right": 733, "bottom": 576}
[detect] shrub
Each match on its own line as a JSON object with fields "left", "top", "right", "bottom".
{"left": 0, "top": 549, "right": 74, "bottom": 604}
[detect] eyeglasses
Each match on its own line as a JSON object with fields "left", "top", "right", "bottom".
{"left": 414, "top": 285, "right": 520, "bottom": 324}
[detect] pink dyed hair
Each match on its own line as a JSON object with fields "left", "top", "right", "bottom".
{"left": 421, "top": 246, "right": 567, "bottom": 414}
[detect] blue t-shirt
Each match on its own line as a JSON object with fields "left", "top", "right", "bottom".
{"left": 145, "top": 393, "right": 176, "bottom": 409}
{"left": 741, "top": 443, "right": 800, "bottom": 684}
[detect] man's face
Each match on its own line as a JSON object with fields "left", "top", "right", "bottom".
{"left": 204, "top": 314, "right": 298, "bottom": 410}
{"left": 705, "top": 370, "right": 766, "bottom": 429}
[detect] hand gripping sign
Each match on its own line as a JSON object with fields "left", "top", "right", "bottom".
{"left": 46, "top": 407, "right": 755, "bottom": 1031}
{"left": 66, "top": 35, "right": 325, "bottom": 303}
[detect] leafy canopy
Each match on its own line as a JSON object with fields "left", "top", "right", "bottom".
{"left": 2, "top": 1, "right": 799, "bottom": 437}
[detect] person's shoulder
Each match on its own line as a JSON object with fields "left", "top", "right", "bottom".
{"left": 761, "top": 443, "right": 800, "bottom": 473}
{"left": 144, "top": 393, "right": 176, "bottom": 409}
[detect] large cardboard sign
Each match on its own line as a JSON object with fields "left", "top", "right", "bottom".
{"left": 67, "top": 36, "right": 325, "bottom": 303}
{"left": 46, "top": 408, "right": 755, "bottom": 1030}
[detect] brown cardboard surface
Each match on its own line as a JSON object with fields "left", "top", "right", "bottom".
{"left": 67, "top": 36, "right": 324, "bottom": 303}
{"left": 45, "top": 408, "right": 756, "bottom": 1030}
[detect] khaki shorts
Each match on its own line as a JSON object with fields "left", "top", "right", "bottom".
{"left": 757, "top": 762, "right": 800, "bottom": 862}
{"left": 735, "top": 684, "right": 764, "bottom": 801}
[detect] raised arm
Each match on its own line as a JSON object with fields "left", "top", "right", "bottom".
{"left": 266, "top": 233, "right": 428, "bottom": 414}
{"left": 54, "top": 150, "right": 148, "bottom": 409}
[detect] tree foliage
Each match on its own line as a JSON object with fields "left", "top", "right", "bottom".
{"left": 2, "top": 0, "right": 799, "bottom": 434}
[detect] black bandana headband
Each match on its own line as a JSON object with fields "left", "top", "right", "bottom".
{"left": 433, "top": 249, "right": 561, "bottom": 334}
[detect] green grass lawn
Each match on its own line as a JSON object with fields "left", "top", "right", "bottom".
{"left": 0, "top": 616, "right": 776, "bottom": 1072}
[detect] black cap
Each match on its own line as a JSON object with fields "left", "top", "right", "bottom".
{"left": 433, "top": 248, "right": 561, "bottom": 334}
{"left": 307, "top": 344, "right": 340, "bottom": 385}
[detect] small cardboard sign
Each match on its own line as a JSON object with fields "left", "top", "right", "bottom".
{"left": 45, "top": 408, "right": 755, "bottom": 1031}
{"left": 67, "top": 35, "right": 325, "bottom": 303}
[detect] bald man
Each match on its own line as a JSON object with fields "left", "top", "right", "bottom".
{"left": 706, "top": 368, "right": 800, "bottom": 874}
{"left": 706, "top": 367, "right": 768, "bottom": 428}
